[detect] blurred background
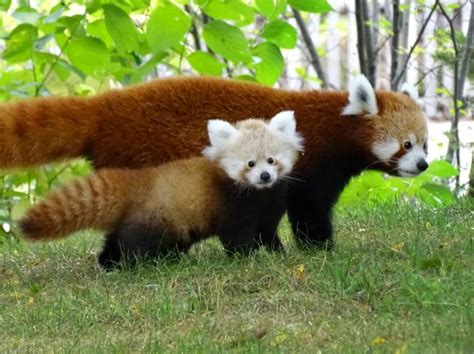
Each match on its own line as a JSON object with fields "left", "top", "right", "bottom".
{"left": 0, "top": 0, "right": 472, "bottom": 237}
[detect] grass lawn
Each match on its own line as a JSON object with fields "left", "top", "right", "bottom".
{"left": 1, "top": 200, "right": 473, "bottom": 352}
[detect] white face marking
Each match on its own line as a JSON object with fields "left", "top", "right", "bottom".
{"left": 398, "top": 135, "right": 427, "bottom": 176}
{"left": 342, "top": 75, "right": 378, "bottom": 116}
{"left": 372, "top": 134, "right": 428, "bottom": 177}
{"left": 372, "top": 138, "right": 400, "bottom": 161}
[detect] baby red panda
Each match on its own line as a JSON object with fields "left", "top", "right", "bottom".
{"left": 20, "top": 111, "right": 303, "bottom": 268}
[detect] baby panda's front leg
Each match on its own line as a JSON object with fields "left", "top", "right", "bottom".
{"left": 218, "top": 224, "right": 260, "bottom": 256}
{"left": 257, "top": 229, "right": 284, "bottom": 252}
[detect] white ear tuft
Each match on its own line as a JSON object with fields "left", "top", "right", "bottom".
{"left": 207, "top": 119, "right": 238, "bottom": 146}
{"left": 202, "top": 119, "right": 238, "bottom": 160}
{"left": 268, "top": 111, "right": 296, "bottom": 136}
{"left": 268, "top": 110, "right": 304, "bottom": 151}
{"left": 400, "top": 82, "right": 419, "bottom": 100}
{"left": 342, "top": 75, "right": 378, "bottom": 116}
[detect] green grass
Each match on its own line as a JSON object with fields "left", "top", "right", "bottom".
{"left": 1, "top": 200, "right": 473, "bottom": 353}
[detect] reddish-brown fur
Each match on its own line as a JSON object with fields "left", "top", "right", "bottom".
{"left": 20, "top": 159, "right": 222, "bottom": 241}
{"left": 1, "top": 76, "right": 418, "bottom": 174}
{"left": 3, "top": 76, "right": 425, "bottom": 247}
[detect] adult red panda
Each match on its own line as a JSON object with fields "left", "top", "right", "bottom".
{"left": 1, "top": 75, "right": 428, "bottom": 248}
{"left": 19, "top": 112, "right": 303, "bottom": 268}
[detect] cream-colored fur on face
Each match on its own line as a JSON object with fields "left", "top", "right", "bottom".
{"left": 370, "top": 93, "right": 428, "bottom": 176}
{"left": 203, "top": 111, "right": 303, "bottom": 188}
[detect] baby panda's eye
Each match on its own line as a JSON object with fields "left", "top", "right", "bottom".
{"left": 267, "top": 157, "right": 274, "bottom": 164}
{"left": 404, "top": 141, "right": 412, "bottom": 150}
{"left": 248, "top": 161, "right": 255, "bottom": 168}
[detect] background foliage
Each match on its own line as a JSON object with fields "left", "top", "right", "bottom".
{"left": 0, "top": 0, "right": 465, "bottom": 239}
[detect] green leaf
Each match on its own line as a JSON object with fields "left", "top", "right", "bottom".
{"left": 103, "top": 4, "right": 139, "bottom": 53}
{"left": 425, "top": 160, "right": 459, "bottom": 178}
{"left": 203, "top": 20, "right": 250, "bottom": 63}
{"left": 262, "top": 19, "right": 297, "bottom": 49}
{"left": 188, "top": 51, "right": 223, "bottom": 76}
{"left": 255, "top": 0, "right": 287, "bottom": 20}
{"left": 288, "top": 0, "right": 332, "bottom": 13}
{"left": 0, "top": 0, "right": 11, "bottom": 11}
{"left": 2, "top": 24, "right": 38, "bottom": 63}
{"left": 12, "top": 6, "right": 41, "bottom": 25}
{"left": 146, "top": 3, "right": 191, "bottom": 54}
{"left": 87, "top": 19, "right": 114, "bottom": 48}
{"left": 251, "top": 42, "right": 284, "bottom": 85}
{"left": 203, "top": 0, "right": 254, "bottom": 26}
{"left": 65, "top": 37, "right": 110, "bottom": 75}
{"left": 419, "top": 183, "right": 455, "bottom": 206}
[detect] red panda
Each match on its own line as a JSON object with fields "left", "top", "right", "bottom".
{"left": 1, "top": 75, "right": 427, "bottom": 248}
{"left": 19, "top": 112, "right": 303, "bottom": 269}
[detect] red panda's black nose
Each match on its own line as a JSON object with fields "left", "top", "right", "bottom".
{"left": 260, "top": 172, "right": 271, "bottom": 182}
{"left": 417, "top": 160, "right": 428, "bottom": 171}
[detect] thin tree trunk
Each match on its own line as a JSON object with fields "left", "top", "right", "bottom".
{"left": 469, "top": 153, "right": 474, "bottom": 197}
{"left": 393, "top": 2, "right": 438, "bottom": 90}
{"left": 362, "top": 0, "right": 376, "bottom": 86}
{"left": 355, "top": 0, "right": 368, "bottom": 78}
{"left": 438, "top": 2, "right": 460, "bottom": 187}
{"left": 292, "top": 8, "right": 331, "bottom": 88}
{"left": 457, "top": 3, "right": 474, "bottom": 101}
{"left": 391, "top": 0, "right": 401, "bottom": 89}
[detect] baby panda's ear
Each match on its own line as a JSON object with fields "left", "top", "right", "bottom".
{"left": 342, "top": 75, "right": 378, "bottom": 116}
{"left": 268, "top": 111, "right": 304, "bottom": 151}
{"left": 400, "top": 82, "right": 419, "bottom": 100}
{"left": 268, "top": 111, "right": 296, "bottom": 136}
{"left": 202, "top": 119, "right": 238, "bottom": 160}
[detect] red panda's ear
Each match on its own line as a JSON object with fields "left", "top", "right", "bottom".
{"left": 342, "top": 75, "right": 378, "bottom": 116}
{"left": 202, "top": 119, "right": 238, "bottom": 160}
{"left": 400, "top": 83, "right": 419, "bottom": 100}
{"left": 268, "top": 111, "right": 304, "bottom": 151}
{"left": 268, "top": 111, "right": 296, "bottom": 135}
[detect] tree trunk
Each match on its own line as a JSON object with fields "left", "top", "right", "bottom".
{"left": 391, "top": 0, "right": 401, "bottom": 89}
{"left": 355, "top": 0, "right": 368, "bottom": 78}
{"left": 362, "top": 0, "right": 376, "bottom": 86}
{"left": 469, "top": 153, "right": 474, "bottom": 198}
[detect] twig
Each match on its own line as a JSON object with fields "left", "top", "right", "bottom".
{"left": 438, "top": 1, "right": 460, "bottom": 186}
{"left": 35, "top": 9, "right": 85, "bottom": 96}
{"left": 392, "top": 2, "right": 438, "bottom": 89}
{"left": 291, "top": 7, "right": 331, "bottom": 89}
{"left": 185, "top": 4, "right": 201, "bottom": 51}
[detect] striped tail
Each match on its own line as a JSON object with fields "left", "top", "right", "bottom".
{"left": 19, "top": 169, "right": 140, "bottom": 240}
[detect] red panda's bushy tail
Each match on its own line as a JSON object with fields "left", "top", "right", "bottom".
{"left": 19, "top": 169, "right": 140, "bottom": 241}
{"left": 0, "top": 96, "right": 99, "bottom": 169}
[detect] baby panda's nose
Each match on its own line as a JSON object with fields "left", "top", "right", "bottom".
{"left": 260, "top": 171, "right": 271, "bottom": 182}
{"left": 416, "top": 159, "right": 429, "bottom": 172}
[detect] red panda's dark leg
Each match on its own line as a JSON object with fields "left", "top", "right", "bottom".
{"left": 257, "top": 213, "right": 286, "bottom": 252}
{"left": 287, "top": 157, "right": 366, "bottom": 249}
{"left": 218, "top": 225, "right": 259, "bottom": 256}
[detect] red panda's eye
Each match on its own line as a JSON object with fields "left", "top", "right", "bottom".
{"left": 423, "top": 142, "right": 428, "bottom": 151}
{"left": 248, "top": 161, "right": 255, "bottom": 168}
{"left": 404, "top": 141, "right": 412, "bottom": 150}
{"left": 267, "top": 157, "right": 274, "bottom": 164}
